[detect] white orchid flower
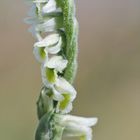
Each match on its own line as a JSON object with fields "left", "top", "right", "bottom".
{"left": 54, "top": 114, "right": 98, "bottom": 140}
{"left": 42, "top": 0, "right": 62, "bottom": 15}
{"left": 55, "top": 77, "right": 76, "bottom": 101}
{"left": 44, "top": 56, "right": 68, "bottom": 73}
{"left": 26, "top": 8, "right": 62, "bottom": 40}
{"left": 42, "top": 0, "right": 57, "bottom": 13}
{"left": 54, "top": 77, "right": 77, "bottom": 114}
{"left": 36, "top": 17, "right": 63, "bottom": 32}
{"left": 52, "top": 77, "right": 77, "bottom": 114}
{"left": 33, "top": 34, "right": 62, "bottom": 63}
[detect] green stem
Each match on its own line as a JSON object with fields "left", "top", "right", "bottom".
{"left": 58, "top": 0, "right": 78, "bottom": 83}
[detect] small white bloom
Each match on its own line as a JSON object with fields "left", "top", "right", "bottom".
{"left": 54, "top": 114, "right": 98, "bottom": 140}
{"left": 54, "top": 77, "right": 77, "bottom": 114}
{"left": 42, "top": 0, "right": 57, "bottom": 13}
{"left": 61, "top": 115, "right": 98, "bottom": 127}
{"left": 64, "top": 123, "right": 92, "bottom": 140}
{"left": 44, "top": 56, "right": 68, "bottom": 73}
{"left": 45, "top": 36, "right": 62, "bottom": 54}
{"left": 55, "top": 77, "right": 77, "bottom": 101}
{"left": 33, "top": 34, "right": 62, "bottom": 62}
{"left": 36, "top": 17, "right": 63, "bottom": 32}
{"left": 42, "top": 0, "right": 62, "bottom": 15}
{"left": 34, "top": 33, "right": 60, "bottom": 48}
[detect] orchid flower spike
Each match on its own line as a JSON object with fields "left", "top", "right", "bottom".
{"left": 25, "top": 0, "right": 98, "bottom": 140}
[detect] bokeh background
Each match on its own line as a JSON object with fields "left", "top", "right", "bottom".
{"left": 0, "top": 0, "right": 140, "bottom": 140}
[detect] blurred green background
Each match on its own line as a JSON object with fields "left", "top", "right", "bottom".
{"left": 0, "top": 0, "right": 140, "bottom": 140}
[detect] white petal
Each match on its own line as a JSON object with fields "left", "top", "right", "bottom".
{"left": 64, "top": 124, "right": 92, "bottom": 140}
{"left": 61, "top": 115, "right": 98, "bottom": 127}
{"left": 36, "top": 18, "right": 55, "bottom": 32}
{"left": 54, "top": 114, "right": 94, "bottom": 140}
{"left": 52, "top": 87, "right": 64, "bottom": 101}
{"left": 47, "top": 37, "right": 62, "bottom": 54}
{"left": 34, "top": 33, "right": 59, "bottom": 48}
{"left": 36, "top": 17, "right": 63, "bottom": 32}
{"left": 53, "top": 115, "right": 97, "bottom": 140}
{"left": 44, "top": 56, "right": 68, "bottom": 72}
{"left": 42, "top": 0, "right": 57, "bottom": 13}
{"left": 55, "top": 77, "right": 77, "bottom": 101}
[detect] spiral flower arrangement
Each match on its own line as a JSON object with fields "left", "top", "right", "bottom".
{"left": 25, "top": 0, "right": 98, "bottom": 140}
